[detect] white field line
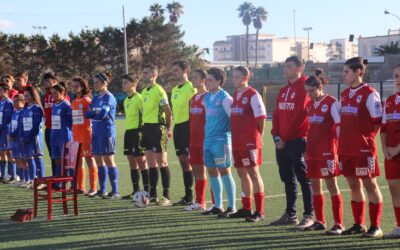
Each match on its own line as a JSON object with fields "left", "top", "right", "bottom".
{"left": 0, "top": 186, "right": 389, "bottom": 225}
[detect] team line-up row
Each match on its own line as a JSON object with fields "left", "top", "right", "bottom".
{"left": 0, "top": 57, "right": 400, "bottom": 239}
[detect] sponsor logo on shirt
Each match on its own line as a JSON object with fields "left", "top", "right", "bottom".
{"left": 278, "top": 102, "right": 295, "bottom": 110}
{"left": 190, "top": 107, "right": 203, "bottom": 114}
{"left": 231, "top": 106, "right": 244, "bottom": 115}
{"left": 308, "top": 115, "right": 324, "bottom": 124}
{"left": 341, "top": 105, "right": 358, "bottom": 115}
{"left": 386, "top": 112, "right": 400, "bottom": 121}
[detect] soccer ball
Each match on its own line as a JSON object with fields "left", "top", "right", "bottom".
{"left": 133, "top": 191, "right": 150, "bottom": 208}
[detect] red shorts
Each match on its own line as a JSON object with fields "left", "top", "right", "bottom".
{"left": 339, "top": 155, "right": 380, "bottom": 178}
{"left": 306, "top": 159, "right": 340, "bottom": 179}
{"left": 385, "top": 158, "right": 400, "bottom": 180}
{"left": 233, "top": 149, "right": 262, "bottom": 168}
{"left": 189, "top": 146, "right": 204, "bottom": 165}
{"left": 80, "top": 142, "right": 93, "bottom": 157}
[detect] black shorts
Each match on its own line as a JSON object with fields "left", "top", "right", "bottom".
{"left": 124, "top": 129, "right": 144, "bottom": 156}
{"left": 173, "top": 121, "right": 190, "bottom": 156}
{"left": 141, "top": 123, "right": 168, "bottom": 153}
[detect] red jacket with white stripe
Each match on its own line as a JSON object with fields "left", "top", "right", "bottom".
{"left": 271, "top": 76, "right": 310, "bottom": 142}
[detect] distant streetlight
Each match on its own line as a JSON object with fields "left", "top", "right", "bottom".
{"left": 303, "top": 27, "right": 312, "bottom": 61}
{"left": 385, "top": 9, "right": 400, "bottom": 22}
{"left": 32, "top": 26, "right": 47, "bottom": 35}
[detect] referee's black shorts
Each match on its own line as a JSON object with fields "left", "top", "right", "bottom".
{"left": 141, "top": 123, "right": 168, "bottom": 153}
{"left": 173, "top": 121, "right": 189, "bottom": 156}
{"left": 124, "top": 128, "right": 144, "bottom": 157}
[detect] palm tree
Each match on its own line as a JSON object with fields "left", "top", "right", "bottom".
{"left": 166, "top": 1, "right": 184, "bottom": 24}
{"left": 149, "top": 3, "right": 165, "bottom": 20}
{"left": 252, "top": 7, "right": 268, "bottom": 68}
{"left": 238, "top": 2, "right": 255, "bottom": 65}
{"left": 374, "top": 41, "right": 400, "bottom": 56}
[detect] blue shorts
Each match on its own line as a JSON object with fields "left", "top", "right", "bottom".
{"left": 51, "top": 144, "right": 64, "bottom": 159}
{"left": 203, "top": 137, "right": 232, "bottom": 168}
{"left": 11, "top": 140, "right": 23, "bottom": 159}
{"left": 23, "top": 136, "right": 44, "bottom": 158}
{"left": 92, "top": 134, "right": 116, "bottom": 155}
{"left": 0, "top": 129, "right": 11, "bottom": 150}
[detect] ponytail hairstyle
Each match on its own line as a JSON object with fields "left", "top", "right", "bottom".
{"left": 72, "top": 77, "right": 91, "bottom": 97}
{"left": 95, "top": 71, "right": 112, "bottom": 84}
{"left": 344, "top": 57, "right": 368, "bottom": 76}
{"left": 52, "top": 82, "right": 67, "bottom": 98}
{"left": 193, "top": 69, "right": 207, "bottom": 80}
{"left": 305, "top": 68, "right": 329, "bottom": 88}
{"left": 207, "top": 67, "right": 226, "bottom": 86}
{"left": 234, "top": 66, "right": 252, "bottom": 80}
{"left": 24, "top": 86, "right": 44, "bottom": 111}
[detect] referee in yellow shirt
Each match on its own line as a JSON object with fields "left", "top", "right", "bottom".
{"left": 141, "top": 64, "right": 173, "bottom": 206}
{"left": 171, "top": 60, "right": 197, "bottom": 206}
{"left": 121, "top": 74, "right": 149, "bottom": 199}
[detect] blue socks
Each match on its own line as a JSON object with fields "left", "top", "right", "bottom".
{"left": 98, "top": 166, "right": 108, "bottom": 194}
{"left": 8, "top": 161, "right": 16, "bottom": 178}
{"left": 221, "top": 174, "right": 236, "bottom": 210}
{"left": 108, "top": 167, "right": 119, "bottom": 194}
{"left": 26, "top": 158, "right": 37, "bottom": 180}
{"left": 16, "top": 167, "right": 23, "bottom": 180}
{"left": 0, "top": 160, "right": 6, "bottom": 178}
{"left": 34, "top": 158, "right": 45, "bottom": 178}
{"left": 210, "top": 176, "right": 223, "bottom": 209}
{"left": 23, "top": 168, "right": 30, "bottom": 182}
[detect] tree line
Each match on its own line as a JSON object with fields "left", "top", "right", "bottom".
{"left": 0, "top": 2, "right": 206, "bottom": 93}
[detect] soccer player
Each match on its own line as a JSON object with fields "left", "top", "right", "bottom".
{"left": 50, "top": 83, "right": 72, "bottom": 181}
{"left": 303, "top": 70, "right": 344, "bottom": 234}
{"left": 184, "top": 69, "right": 209, "bottom": 211}
{"left": 71, "top": 77, "right": 98, "bottom": 196}
{"left": 0, "top": 84, "right": 15, "bottom": 183}
{"left": 226, "top": 66, "right": 266, "bottom": 222}
{"left": 171, "top": 60, "right": 196, "bottom": 206}
{"left": 339, "top": 57, "right": 383, "bottom": 238}
{"left": 201, "top": 67, "right": 236, "bottom": 216}
{"left": 121, "top": 74, "right": 149, "bottom": 199}
{"left": 9, "top": 94, "right": 26, "bottom": 187}
{"left": 270, "top": 56, "right": 314, "bottom": 229}
{"left": 14, "top": 72, "right": 32, "bottom": 94}
{"left": 381, "top": 64, "right": 400, "bottom": 239}
{"left": 43, "top": 72, "right": 60, "bottom": 177}
{"left": 85, "top": 72, "right": 119, "bottom": 199}
{"left": 140, "top": 64, "right": 172, "bottom": 206}
{"left": 21, "top": 86, "right": 45, "bottom": 189}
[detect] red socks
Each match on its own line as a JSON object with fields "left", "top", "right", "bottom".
{"left": 313, "top": 194, "right": 325, "bottom": 224}
{"left": 211, "top": 189, "right": 215, "bottom": 205}
{"left": 242, "top": 197, "right": 252, "bottom": 211}
{"left": 351, "top": 200, "right": 366, "bottom": 225}
{"left": 195, "top": 179, "right": 207, "bottom": 206}
{"left": 254, "top": 192, "right": 264, "bottom": 215}
{"left": 394, "top": 207, "right": 400, "bottom": 227}
{"left": 369, "top": 202, "right": 383, "bottom": 227}
{"left": 331, "top": 194, "right": 343, "bottom": 226}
